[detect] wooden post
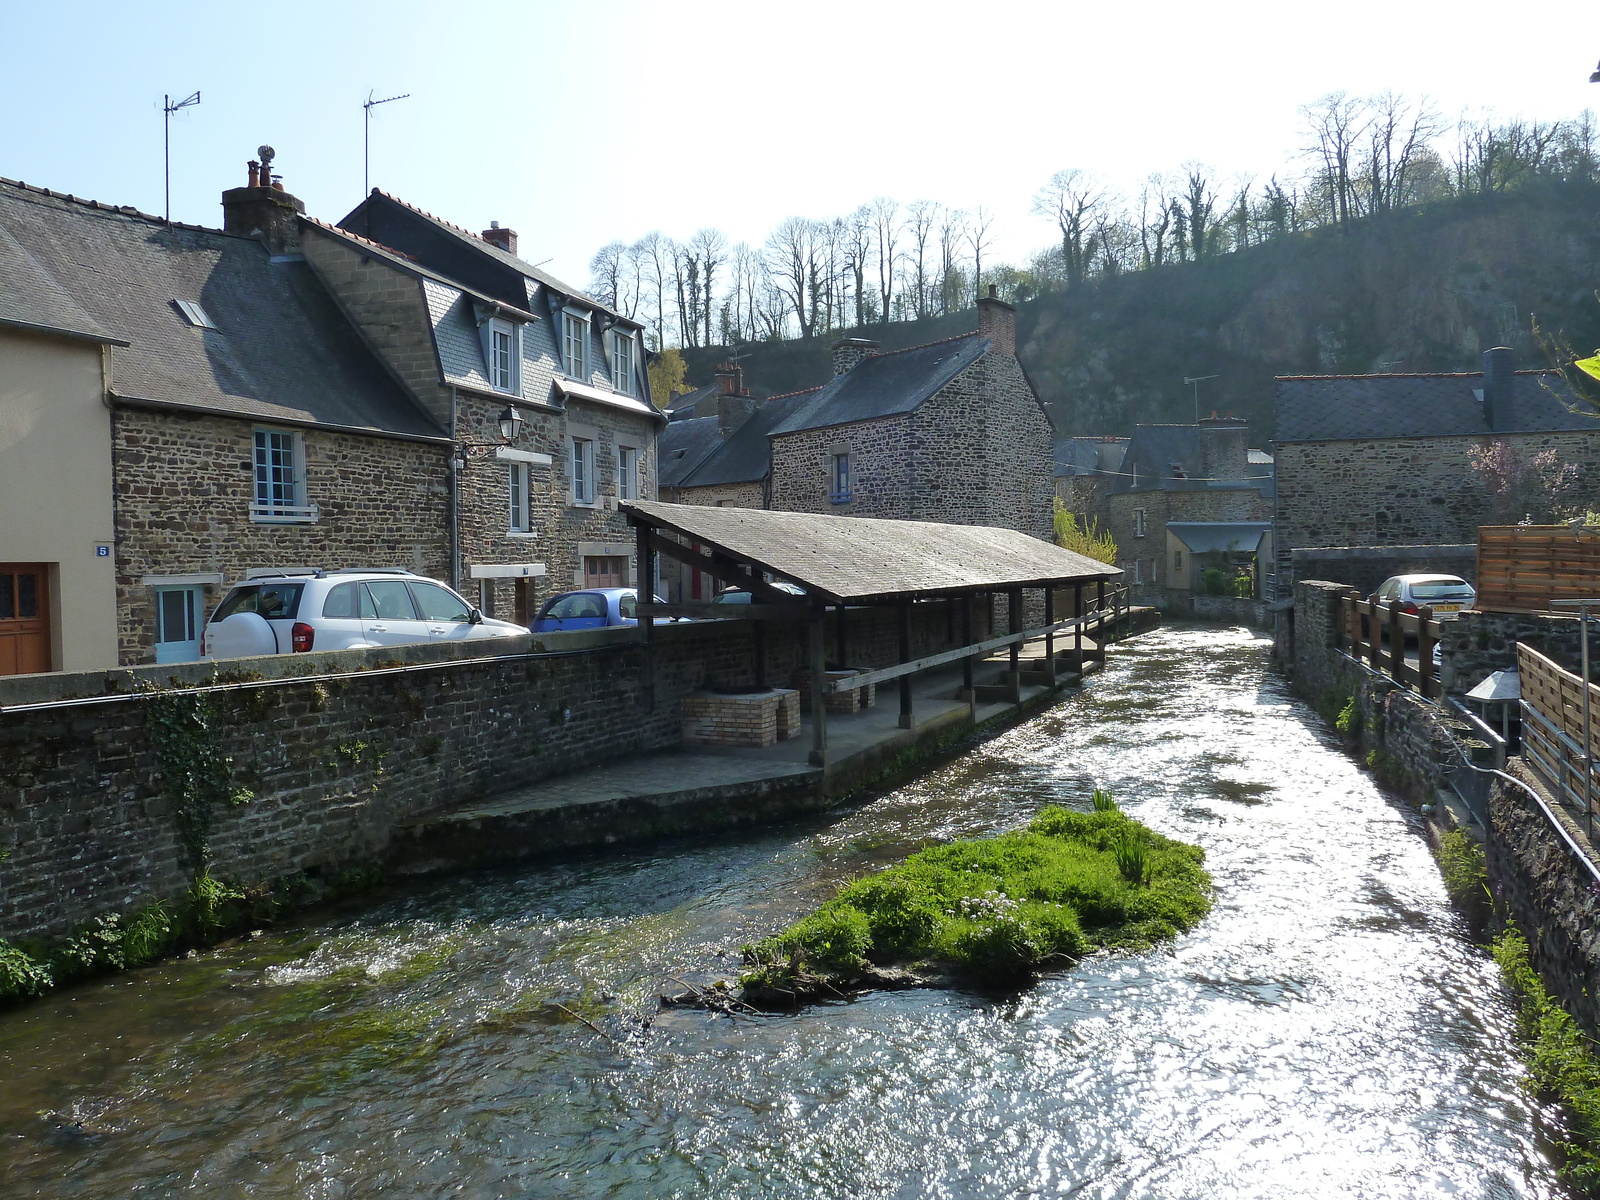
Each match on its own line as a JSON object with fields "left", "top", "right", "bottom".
{"left": 898, "top": 601, "right": 914, "bottom": 729}
{"left": 1417, "top": 605, "right": 1434, "bottom": 697}
{"left": 754, "top": 618, "right": 767, "bottom": 689}
{"left": 961, "top": 593, "right": 975, "bottom": 704}
{"left": 808, "top": 606, "right": 828, "bottom": 767}
{"left": 636, "top": 523, "right": 655, "bottom": 711}
{"left": 1387, "top": 600, "right": 1404, "bottom": 682}
{"left": 834, "top": 602, "right": 848, "bottom": 668}
{"left": 1366, "top": 601, "right": 1382, "bottom": 672}
{"left": 1074, "top": 583, "right": 1084, "bottom": 665}
{"left": 1007, "top": 588, "right": 1022, "bottom": 702}
{"left": 1096, "top": 579, "right": 1107, "bottom": 658}
{"left": 1044, "top": 586, "right": 1057, "bottom": 686}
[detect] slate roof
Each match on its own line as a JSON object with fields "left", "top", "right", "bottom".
{"left": 658, "top": 416, "right": 724, "bottom": 488}
{"left": 0, "top": 215, "right": 117, "bottom": 343}
{"left": 341, "top": 191, "right": 635, "bottom": 324}
{"left": 0, "top": 179, "right": 443, "bottom": 438}
{"left": 679, "top": 394, "right": 812, "bottom": 488}
{"left": 1053, "top": 436, "right": 1128, "bottom": 477}
{"left": 1166, "top": 522, "right": 1271, "bottom": 555}
{"left": 665, "top": 383, "right": 722, "bottom": 420}
{"left": 1110, "top": 423, "right": 1273, "bottom": 495}
{"left": 1275, "top": 371, "right": 1597, "bottom": 442}
{"left": 623, "top": 500, "right": 1119, "bottom": 603}
{"left": 767, "top": 335, "right": 988, "bottom": 437}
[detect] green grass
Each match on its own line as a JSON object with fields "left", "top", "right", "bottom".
{"left": 1493, "top": 927, "right": 1600, "bottom": 1189}
{"left": 742, "top": 800, "right": 1210, "bottom": 992}
{"left": 1435, "top": 828, "right": 1490, "bottom": 930}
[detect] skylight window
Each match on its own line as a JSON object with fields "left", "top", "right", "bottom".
{"left": 174, "top": 299, "right": 217, "bottom": 329}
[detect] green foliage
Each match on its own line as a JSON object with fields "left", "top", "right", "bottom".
{"left": 1091, "top": 786, "right": 1117, "bottom": 813}
{"left": 743, "top": 798, "right": 1210, "bottom": 990}
{"left": 1492, "top": 927, "right": 1600, "bottom": 1188}
{"left": 1199, "top": 568, "right": 1230, "bottom": 596}
{"left": 0, "top": 938, "right": 54, "bottom": 1000}
{"left": 1052, "top": 499, "right": 1117, "bottom": 565}
{"left": 1334, "top": 695, "right": 1357, "bottom": 735}
{"left": 1230, "top": 573, "right": 1254, "bottom": 599}
{"left": 646, "top": 347, "right": 690, "bottom": 409}
{"left": 1435, "top": 828, "right": 1489, "bottom": 928}
{"left": 142, "top": 686, "right": 254, "bottom": 871}
{"left": 188, "top": 872, "right": 246, "bottom": 934}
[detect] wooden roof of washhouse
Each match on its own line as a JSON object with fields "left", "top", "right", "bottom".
{"left": 622, "top": 501, "right": 1120, "bottom": 604}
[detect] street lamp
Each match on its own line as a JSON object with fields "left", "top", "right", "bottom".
{"left": 456, "top": 405, "right": 524, "bottom": 470}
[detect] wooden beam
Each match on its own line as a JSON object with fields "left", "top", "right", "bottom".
{"left": 898, "top": 601, "right": 914, "bottom": 730}
{"left": 1043, "top": 586, "right": 1057, "bottom": 685}
{"left": 808, "top": 607, "right": 828, "bottom": 767}
{"left": 642, "top": 531, "right": 799, "bottom": 605}
{"left": 637, "top": 601, "right": 810, "bottom": 621}
{"left": 829, "top": 613, "right": 1098, "bottom": 693}
{"left": 636, "top": 520, "right": 655, "bottom": 711}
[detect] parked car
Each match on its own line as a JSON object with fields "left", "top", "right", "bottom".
{"left": 1370, "top": 574, "right": 1477, "bottom": 617}
{"left": 712, "top": 581, "right": 807, "bottom": 604}
{"left": 531, "top": 587, "right": 673, "bottom": 632}
{"left": 200, "top": 569, "right": 526, "bottom": 659}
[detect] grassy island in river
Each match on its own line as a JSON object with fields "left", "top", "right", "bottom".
{"left": 740, "top": 793, "right": 1211, "bottom": 1005}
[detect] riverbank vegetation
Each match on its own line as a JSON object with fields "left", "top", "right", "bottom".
{"left": 1493, "top": 927, "right": 1600, "bottom": 1190}
{"left": 740, "top": 791, "right": 1209, "bottom": 1004}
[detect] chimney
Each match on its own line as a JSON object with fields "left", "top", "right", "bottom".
{"left": 221, "top": 148, "right": 305, "bottom": 257}
{"left": 715, "top": 393, "right": 754, "bottom": 434}
{"left": 1482, "top": 346, "right": 1516, "bottom": 432}
{"left": 1197, "top": 414, "right": 1249, "bottom": 482}
{"left": 482, "top": 221, "right": 518, "bottom": 255}
{"left": 831, "top": 336, "right": 880, "bottom": 376}
{"left": 976, "top": 284, "right": 1016, "bottom": 356}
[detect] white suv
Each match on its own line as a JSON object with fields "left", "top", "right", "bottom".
{"left": 200, "top": 569, "right": 527, "bottom": 660}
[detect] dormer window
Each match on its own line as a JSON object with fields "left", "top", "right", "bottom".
{"left": 483, "top": 318, "right": 520, "bottom": 394}
{"left": 608, "top": 329, "right": 635, "bottom": 394}
{"left": 174, "top": 299, "right": 217, "bottom": 329}
{"left": 563, "top": 310, "right": 588, "bottom": 379}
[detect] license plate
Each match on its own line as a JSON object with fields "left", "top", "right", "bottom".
{"left": 1431, "top": 603, "right": 1460, "bottom": 613}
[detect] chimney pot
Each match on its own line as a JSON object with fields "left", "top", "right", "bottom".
{"left": 247, "top": 160, "right": 260, "bottom": 188}
{"left": 1483, "top": 346, "right": 1517, "bottom": 432}
{"left": 221, "top": 151, "right": 305, "bottom": 256}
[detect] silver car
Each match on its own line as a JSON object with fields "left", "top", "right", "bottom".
{"left": 1370, "top": 574, "right": 1476, "bottom": 617}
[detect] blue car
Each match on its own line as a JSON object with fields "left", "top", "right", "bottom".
{"left": 532, "top": 587, "right": 671, "bottom": 632}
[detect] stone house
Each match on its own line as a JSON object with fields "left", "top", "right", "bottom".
{"left": 0, "top": 174, "right": 451, "bottom": 672}
{"left": 1054, "top": 436, "right": 1128, "bottom": 516}
{"left": 1273, "top": 348, "right": 1600, "bottom": 598}
{"left": 296, "top": 183, "right": 663, "bottom": 621}
{"left": 1098, "top": 417, "right": 1275, "bottom": 596}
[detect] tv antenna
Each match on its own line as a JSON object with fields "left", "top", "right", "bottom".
{"left": 363, "top": 90, "right": 410, "bottom": 199}
{"left": 162, "top": 91, "right": 201, "bottom": 222}
{"left": 1183, "top": 374, "right": 1219, "bottom": 424}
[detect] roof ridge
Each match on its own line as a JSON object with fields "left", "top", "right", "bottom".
{"left": 874, "top": 330, "right": 983, "bottom": 357}
{"left": 760, "top": 385, "right": 824, "bottom": 402}
{"left": 303, "top": 213, "right": 420, "bottom": 263}
{"left": 0, "top": 175, "right": 242, "bottom": 239}
{"left": 370, "top": 187, "right": 496, "bottom": 247}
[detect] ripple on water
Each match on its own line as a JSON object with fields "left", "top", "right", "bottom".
{"left": 0, "top": 624, "right": 1572, "bottom": 1199}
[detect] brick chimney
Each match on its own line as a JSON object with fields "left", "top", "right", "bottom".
{"left": 1197, "top": 414, "right": 1249, "bottom": 482}
{"left": 976, "top": 284, "right": 1016, "bottom": 356}
{"left": 1482, "top": 346, "right": 1516, "bottom": 432}
{"left": 221, "top": 149, "right": 305, "bottom": 257}
{"left": 713, "top": 360, "right": 748, "bottom": 396}
{"left": 831, "top": 337, "right": 880, "bottom": 376}
{"left": 482, "top": 221, "right": 518, "bottom": 255}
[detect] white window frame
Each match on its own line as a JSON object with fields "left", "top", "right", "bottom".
{"left": 609, "top": 329, "right": 635, "bottom": 394}
{"left": 1133, "top": 508, "right": 1147, "bottom": 538}
{"left": 250, "top": 427, "right": 318, "bottom": 524}
{"left": 508, "top": 462, "right": 532, "bottom": 532}
{"left": 483, "top": 318, "right": 520, "bottom": 394}
{"left": 563, "top": 310, "right": 588, "bottom": 380}
{"left": 571, "top": 436, "right": 595, "bottom": 506}
{"left": 1131, "top": 559, "right": 1143, "bottom": 584}
{"left": 617, "top": 444, "right": 639, "bottom": 501}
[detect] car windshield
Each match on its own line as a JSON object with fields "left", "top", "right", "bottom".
{"left": 212, "top": 583, "right": 304, "bottom": 622}
{"left": 545, "top": 593, "right": 607, "bottom": 620}
{"left": 1411, "top": 581, "right": 1472, "bottom": 599}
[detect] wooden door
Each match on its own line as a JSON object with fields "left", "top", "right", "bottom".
{"left": 0, "top": 564, "right": 51, "bottom": 675}
{"left": 584, "top": 556, "right": 626, "bottom": 591}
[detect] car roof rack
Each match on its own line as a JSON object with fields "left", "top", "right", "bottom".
{"left": 326, "top": 567, "right": 421, "bottom": 576}
{"left": 244, "top": 567, "right": 324, "bottom": 580}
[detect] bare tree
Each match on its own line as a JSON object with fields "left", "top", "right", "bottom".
{"left": 843, "top": 205, "right": 874, "bottom": 327}
{"left": 905, "top": 200, "right": 939, "bottom": 317}
{"left": 1032, "top": 169, "right": 1106, "bottom": 289}
{"left": 689, "top": 228, "right": 727, "bottom": 346}
{"left": 1137, "top": 175, "right": 1173, "bottom": 268}
{"left": 632, "top": 232, "right": 673, "bottom": 350}
{"left": 1362, "top": 92, "right": 1441, "bottom": 214}
{"left": 937, "top": 207, "right": 969, "bottom": 314}
{"left": 965, "top": 206, "right": 996, "bottom": 304}
{"left": 766, "top": 216, "right": 822, "bottom": 339}
{"left": 1180, "top": 166, "right": 1220, "bottom": 260}
{"left": 1302, "top": 91, "right": 1369, "bottom": 229}
{"left": 588, "top": 241, "right": 626, "bottom": 312}
{"left": 870, "top": 196, "right": 900, "bottom": 325}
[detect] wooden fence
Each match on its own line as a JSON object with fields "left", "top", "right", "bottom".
{"left": 1477, "top": 525, "right": 1600, "bottom": 613}
{"left": 1518, "top": 642, "right": 1600, "bottom": 830}
{"left": 1338, "top": 592, "right": 1445, "bottom": 699}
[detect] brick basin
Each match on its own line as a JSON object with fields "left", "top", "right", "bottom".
{"left": 681, "top": 688, "right": 801, "bottom": 747}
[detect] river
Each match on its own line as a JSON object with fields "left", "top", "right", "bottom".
{"left": 0, "top": 624, "right": 1569, "bottom": 1198}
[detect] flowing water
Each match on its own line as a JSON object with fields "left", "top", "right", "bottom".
{"left": 0, "top": 625, "right": 1570, "bottom": 1198}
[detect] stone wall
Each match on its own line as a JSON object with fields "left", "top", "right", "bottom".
{"left": 673, "top": 481, "right": 766, "bottom": 509}
{"left": 1104, "top": 485, "right": 1272, "bottom": 590}
{"left": 112, "top": 406, "right": 451, "bottom": 665}
{"left": 0, "top": 598, "right": 1003, "bottom": 943}
{"left": 1437, "top": 608, "right": 1585, "bottom": 693}
{"left": 768, "top": 413, "right": 915, "bottom": 519}
{"left": 1274, "top": 430, "right": 1600, "bottom": 592}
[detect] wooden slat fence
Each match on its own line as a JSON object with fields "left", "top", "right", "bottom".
{"left": 1517, "top": 642, "right": 1600, "bottom": 829}
{"left": 1338, "top": 592, "right": 1444, "bottom": 699}
{"left": 1477, "top": 525, "right": 1600, "bottom": 614}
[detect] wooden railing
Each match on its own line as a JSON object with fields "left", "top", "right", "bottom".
{"left": 1518, "top": 642, "right": 1600, "bottom": 833}
{"left": 1477, "top": 525, "right": 1600, "bottom": 614}
{"left": 1338, "top": 593, "right": 1445, "bottom": 699}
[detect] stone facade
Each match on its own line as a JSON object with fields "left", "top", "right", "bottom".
{"left": 1274, "top": 430, "right": 1600, "bottom": 595}
{"left": 1106, "top": 485, "right": 1273, "bottom": 591}
{"left": 767, "top": 352, "right": 1054, "bottom": 540}
{"left": 111, "top": 406, "right": 451, "bottom": 664}
{"left": 669, "top": 481, "right": 766, "bottom": 509}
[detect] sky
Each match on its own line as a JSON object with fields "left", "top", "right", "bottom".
{"left": 2, "top": 1, "right": 1599, "bottom": 291}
